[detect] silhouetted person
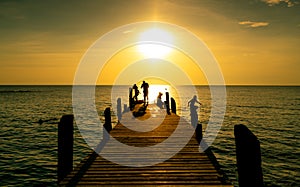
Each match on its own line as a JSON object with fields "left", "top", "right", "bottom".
{"left": 156, "top": 92, "right": 164, "bottom": 109}
{"left": 141, "top": 81, "right": 149, "bottom": 103}
{"left": 132, "top": 84, "right": 139, "bottom": 102}
{"left": 188, "top": 95, "right": 201, "bottom": 128}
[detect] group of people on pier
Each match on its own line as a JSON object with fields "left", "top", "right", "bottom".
{"left": 132, "top": 80, "right": 149, "bottom": 104}
{"left": 131, "top": 81, "right": 165, "bottom": 109}
{"left": 130, "top": 81, "right": 202, "bottom": 127}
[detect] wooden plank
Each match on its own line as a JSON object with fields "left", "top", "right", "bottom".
{"left": 60, "top": 104, "right": 232, "bottom": 186}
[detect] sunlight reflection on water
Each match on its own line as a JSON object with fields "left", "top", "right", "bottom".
{"left": 0, "top": 86, "right": 299, "bottom": 186}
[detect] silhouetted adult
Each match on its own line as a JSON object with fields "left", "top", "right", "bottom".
{"left": 132, "top": 84, "right": 139, "bottom": 102}
{"left": 188, "top": 95, "right": 202, "bottom": 127}
{"left": 141, "top": 81, "right": 149, "bottom": 103}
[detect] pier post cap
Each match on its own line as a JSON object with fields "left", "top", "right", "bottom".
{"left": 59, "top": 114, "right": 74, "bottom": 123}
{"left": 234, "top": 124, "right": 258, "bottom": 141}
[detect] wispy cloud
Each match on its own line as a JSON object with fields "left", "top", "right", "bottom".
{"left": 239, "top": 21, "right": 270, "bottom": 28}
{"left": 261, "top": 0, "right": 295, "bottom": 7}
{"left": 123, "top": 29, "right": 134, "bottom": 34}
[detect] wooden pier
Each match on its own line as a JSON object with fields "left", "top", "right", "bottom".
{"left": 59, "top": 104, "right": 233, "bottom": 186}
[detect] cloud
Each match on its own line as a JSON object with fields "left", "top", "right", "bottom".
{"left": 239, "top": 21, "right": 270, "bottom": 28}
{"left": 261, "top": 0, "right": 295, "bottom": 7}
{"left": 123, "top": 29, "right": 134, "bottom": 34}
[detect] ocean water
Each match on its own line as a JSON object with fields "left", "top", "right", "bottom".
{"left": 0, "top": 85, "right": 299, "bottom": 186}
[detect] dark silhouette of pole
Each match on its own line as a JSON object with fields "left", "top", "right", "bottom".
{"left": 129, "top": 87, "right": 134, "bottom": 110}
{"left": 234, "top": 124, "right": 264, "bottom": 187}
{"left": 103, "top": 107, "right": 112, "bottom": 140}
{"left": 117, "top": 98, "right": 122, "bottom": 121}
{"left": 171, "top": 97, "right": 176, "bottom": 114}
{"left": 195, "top": 123, "right": 202, "bottom": 144}
{"left": 165, "top": 92, "right": 170, "bottom": 115}
{"left": 58, "top": 114, "right": 74, "bottom": 183}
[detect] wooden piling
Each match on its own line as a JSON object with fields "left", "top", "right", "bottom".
{"left": 171, "top": 97, "right": 176, "bottom": 114}
{"left": 123, "top": 104, "right": 128, "bottom": 113}
{"left": 57, "top": 114, "right": 74, "bottom": 183}
{"left": 103, "top": 107, "right": 112, "bottom": 140}
{"left": 117, "top": 98, "right": 122, "bottom": 121}
{"left": 234, "top": 124, "right": 263, "bottom": 187}
{"left": 165, "top": 92, "right": 171, "bottom": 115}
{"left": 129, "top": 87, "right": 134, "bottom": 110}
{"left": 195, "top": 123, "right": 203, "bottom": 144}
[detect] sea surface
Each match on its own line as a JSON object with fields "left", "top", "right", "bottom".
{"left": 0, "top": 85, "right": 299, "bottom": 186}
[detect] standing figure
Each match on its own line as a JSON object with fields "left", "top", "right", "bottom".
{"left": 187, "top": 95, "right": 202, "bottom": 128}
{"left": 156, "top": 92, "right": 164, "bottom": 109}
{"left": 132, "top": 84, "right": 139, "bottom": 102}
{"left": 141, "top": 81, "right": 149, "bottom": 103}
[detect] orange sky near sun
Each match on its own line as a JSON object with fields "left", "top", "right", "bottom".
{"left": 97, "top": 44, "right": 208, "bottom": 85}
{"left": 0, "top": 0, "right": 299, "bottom": 85}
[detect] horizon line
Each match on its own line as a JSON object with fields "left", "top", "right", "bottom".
{"left": 0, "top": 84, "right": 299, "bottom": 87}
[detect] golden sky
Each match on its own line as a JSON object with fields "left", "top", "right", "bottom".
{"left": 0, "top": 0, "right": 299, "bottom": 85}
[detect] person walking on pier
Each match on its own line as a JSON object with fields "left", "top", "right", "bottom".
{"left": 132, "top": 84, "right": 139, "bottom": 102}
{"left": 188, "top": 95, "right": 202, "bottom": 128}
{"left": 141, "top": 81, "right": 149, "bottom": 103}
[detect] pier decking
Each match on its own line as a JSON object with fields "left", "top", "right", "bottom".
{"left": 59, "top": 104, "right": 233, "bottom": 186}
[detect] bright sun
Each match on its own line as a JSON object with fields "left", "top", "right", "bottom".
{"left": 137, "top": 44, "right": 172, "bottom": 58}
{"left": 138, "top": 28, "right": 174, "bottom": 58}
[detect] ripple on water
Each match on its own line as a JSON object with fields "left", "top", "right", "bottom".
{"left": 0, "top": 86, "right": 299, "bottom": 186}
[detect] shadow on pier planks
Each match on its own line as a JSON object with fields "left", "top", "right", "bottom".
{"left": 59, "top": 104, "right": 233, "bottom": 186}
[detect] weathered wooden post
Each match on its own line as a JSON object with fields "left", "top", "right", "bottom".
{"left": 123, "top": 104, "right": 128, "bottom": 113}
{"left": 129, "top": 87, "right": 134, "bottom": 110}
{"left": 103, "top": 107, "right": 112, "bottom": 140}
{"left": 171, "top": 97, "right": 176, "bottom": 114}
{"left": 58, "top": 114, "right": 74, "bottom": 183}
{"left": 195, "top": 123, "right": 202, "bottom": 144}
{"left": 234, "top": 124, "right": 263, "bottom": 187}
{"left": 117, "top": 98, "right": 122, "bottom": 121}
{"left": 165, "top": 92, "right": 171, "bottom": 115}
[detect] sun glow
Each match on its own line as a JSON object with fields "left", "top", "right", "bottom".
{"left": 138, "top": 28, "right": 174, "bottom": 58}
{"left": 148, "top": 84, "right": 170, "bottom": 104}
{"left": 137, "top": 44, "right": 172, "bottom": 58}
